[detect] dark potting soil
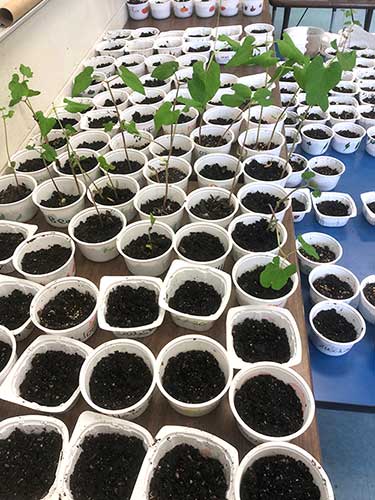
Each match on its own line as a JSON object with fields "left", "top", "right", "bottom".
{"left": 194, "top": 134, "right": 227, "bottom": 147}
{"left": 330, "top": 111, "right": 355, "bottom": 120}
{"left": 0, "top": 183, "right": 31, "bottom": 204}
{"left": 0, "top": 428, "right": 62, "bottom": 500}
{"left": 300, "top": 244, "right": 336, "bottom": 263}
{"left": 143, "top": 79, "right": 166, "bottom": 88}
{"left": 162, "top": 350, "right": 226, "bottom": 404}
{"left": 141, "top": 95, "right": 163, "bottom": 105}
{"left": 363, "top": 95, "right": 375, "bottom": 104}
{"left": 139, "top": 31, "right": 156, "bottom": 37}
{"left": 249, "top": 117, "right": 269, "bottom": 125}
{"left": 313, "top": 274, "right": 354, "bottom": 300}
{"left": 150, "top": 168, "right": 186, "bottom": 184}
{"left": 121, "top": 61, "right": 138, "bottom": 67}
{"left": 232, "top": 219, "right": 278, "bottom": 252}
{"left": 233, "top": 318, "right": 291, "bottom": 364}
{"left": 166, "top": 146, "right": 188, "bottom": 156}
{"left": 19, "top": 350, "right": 84, "bottom": 406}
{"left": 332, "top": 86, "right": 353, "bottom": 93}
{"left": 103, "top": 98, "right": 123, "bottom": 107}
{"left": 74, "top": 212, "right": 123, "bottom": 243}
{"left": 105, "top": 285, "right": 159, "bottom": 327}
{"left": 49, "top": 136, "right": 67, "bottom": 149}
{"left": 132, "top": 111, "right": 154, "bottom": 123}
{"left": 18, "top": 158, "right": 46, "bottom": 172}
{"left": 59, "top": 155, "right": 97, "bottom": 174}
{"left": 249, "top": 28, "right": 268, "bottom": 33}
{"left": 367, "top": 201, "right": 375, "bottom": 213}
{"left": 94, "top": 186, "right": 134, "bottom": 205}
{"left": 190, "top": 195, "right": 233, "bottom": 220}
{"left": 209, "top": 117, "right": 234, "bottom": 125}
{"left": 141, "top": 197, "right": 181, "bottom": 217}
{"left": 111, "top": 83, "right": 126, "bottom": 89}
{"left": 124, "top": 232, "right": 171, "bottom": 259}
{"left": 149, "top": 444, "right": 228, "bottom": 500}
{"left": 97, "top": 62, "right": 112, "bottom": 69}
{"left": 336, "top": 129, "right": 361, "bottom": 138}
{"left": 38, "top": 288, "right": 96, "bottom": 330}
{"left": 238, "top": 266, "right": 293, "bottom": 300}
{"left": 285, "top": 117, "right": 298, "bottom": 126}
{"left": 364, "top": 282, "right": 375, "bottom": 306}
{"left": 313, "top": 308, "right": 357, "bottom": 343}
{"left": 104, "top": 44, "right": 123, "bottom": 50}
{"left": 199, "top": 163, "right": 234, "bottom": 180}
{"left": 316, "top": 200, "right": 350, "bottom": 216}
{"left": 241, "top": 191, "right": 285, "bottom": 214}
{"left": 245, "top": 141, "right": 279, "bottom": 151}
{"left": 70, "top": 433, "right": 146, "bottom": 500}
{"left": 234, "top": 374, "right": 303, "bottom": 436}
{"left": 178, "top": 231, "right": 225, "bottom": 262}
{"left": 240, "top": 455, "right": 321, "bottom": 500}
{"left": 177, "top": 113, "right": 193, "bottom": 123}
{"left": 292, "top": 198, "right": 306, "bottom": 212}
{"left": 0, "top": 341, "right": 11, "bottom": 372}
{"left": 21, "top": 244, "right": 72, "bottom": 275}
{"left": 306, "top": 112, "right": 324, "bottom": 120}
{"left": 290, "top": 157, "right": 306, "bottom": 172}
{"left": 88, "top": 116, "right": 118, "bottom": 128}
{"left": 221, "top": 82, "right": 233, "bottom": 88}
{"left": 0, "top": 232, "right": 25, "bottom": 260}
{"left": 112, "top": 159, "right": 142, "bottom": 174}
{"left": 89, "top": 351, "right": 152, "bottom": 410}
{"left": 362, "top": 110, "right": 375, "bottom": 119}
{"left": 169, "top": 281, "right": 221, "bottom": 316}
{"left": 0, "top": 289, "right": 33, "bottom": 330}
{"left": 245, "top": 159, "right": 287, "bottom": 181}
{"left": 53, "top": 117, "right": 78, "bottom": 129}
{"left": 41, "top": 190, "right": 80, "bottom": 208}
{"left": 188, "top": 46, "right": 210, "bottom": 53}
{"left": 76, "top": 140, "right": 107, "bottom": 151}
{"left": 303, "top": 129, "right": 330, "bottom": 140}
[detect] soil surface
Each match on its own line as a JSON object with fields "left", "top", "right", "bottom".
{"left": 105, "top": 285, "right": 159, "bottom": 328}
{"left": 188, "top": 46, "right": 210, "bottom": 52}
{"left": 304, "top": 128, "right": 330, "bottom": 140}
{"left": 150, "top": 167, "right": 186, "bottom": 183}
{"left": 103, "top": 98, "right": 123, "bottom": 107}
{"left": 70, "top": 433, "right": 146, "bottom": 500}
{"left": 234, "top": 374, "right": 303, "bottom": 436}
{"left": 149, "top": 444, "right": 228, "bottom": 500}
{"left": 59, "top": 156, "right": 97, "bottom": 174}
{"left": 0, "top": 289, "right": 33, "bottom": 330}
{"left": 124, "top": 232, "right": 172, "bottom": 259}
{"left": 313, "top": 166, "right": 339, "bottom": 176}
{"left": 0, "top": 428, "right": 62, "bottom": 500}
{"left": 19, "top": 350, "right": 84, "bottom": 406}
{"left": 290, "top": 157, "right": 306, "bottom": 171}
{"left": 200, "top": 163, "right": 235, "bottom": 180}
{"left": 143, "top": 79, "right": 166, "bottom": 87}
{"left": 336, "top": 129, "right": 361, "bottom": 138}
{"left": 0, "top": 183, "right": 32, "bottom": 204}
{"left": 177, "top": 113, "right": 193, "bottom": 123}
{"left": 232, "top": 219, "right": 278, "bottom": 252}
{"left": 209, "top": 117, "right": 234, "bottom": 125}
{"left": 313, "top": 308, "right": 357, "bottom": 342}
{"left": 240, "top": 455, "right": 321, "bottom": 500}
{"left": 94, "top": 186, "right": 134, "bottom": 205}
{"left": 292, "top": 198, "right": 306, "bottom": 212}
{"left": 306, "top": 112, "right": 324, "bottom": 120}
{"left": 241, "top": 191, "right": 285, "bottom": 214}
{"left": 21, "top": 244, "right": 72, "bottom": 275}
{"left": 300, "top": 244, "right": 336, "bottom": 263}
{"left": 194, "top": 134, "right": 228, "bottom": 147}
{"left": 0, "top": 232, "right": 25, "bottom": 260}
{"left": 233, "top": 317, "right": 291, "bottom": 364}
{"left": 361, "top": 110, "right": 375, "bottom": 118}
{"left": 89, "top": 351, "right": 152, "bottom": 410}
{"left": 317, "top": 200, "right": 350, "bottom": 216}
{"left": 245, "top": 159, "right": 287, "bottom": 181}
{"left": 53, "top": 117, "right": 78, "bottom": 129}
{"left": 178, "top": 231, "right": 225, "bottom": 262}
{"left": 0, "top": 341, "right": 11, "bottom": 372}
{"left": 141, "top": 197, "right": 181, "bottom": 216}
{"left": 38, "top": 287, "right": 96, "bottom": 330}
{"left": 245, "top": 141, "right": 279, "bottom": 151}
{"left": 364, "top": 282, "right": 375, "bottom": 306}
{"left": 313, "top": 273, "right": 354, "bottom": 300}
{"left": 88, "top": 116, "right": 118, "bottom": 128}
{"left": 238, "top": 266, "right": 293, "bottom": 300}
{"left": 141, "top": 95, "right": 163, "bottom": 105}
{"left": 74, "top": 211, "right": 123, "bottom": 243}
{"left": 162, "top": 350, "right": 226, "bottom": 403}
{"left": 330, "top": 110, "right": 355, "bottom": 119}
{"left": 169, "top": 280, "right": 221, "bottom": 316}
{"left": 112, "top": 159, "right": 142, "bottom": 174}
{"left": 190, "top": 195, "right": 234, "bottom": 220}
{"left": 40, "top": 190, "right": 80, "bottom": 208}
{"left": 18, "top": 158, "right": 46, "bottom": 172}
{"left": 77, "top": 140, "right": 107, "bottom": 151}
{"left": 49, "top": 136, "right": 67, "bottom": 149}
{"left": 132, "top": 111, "right": 154, "bottom": 123}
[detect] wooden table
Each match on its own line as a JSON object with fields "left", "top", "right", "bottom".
{"left": 269, "top": 0, "right": 374, "bottom": 32}
{"left": 0, "top": 6, "right": 322, "bottom": 463}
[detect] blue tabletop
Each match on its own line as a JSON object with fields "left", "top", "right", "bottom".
{"left": 295, "top": 140, "right": 375, "bottom": 408}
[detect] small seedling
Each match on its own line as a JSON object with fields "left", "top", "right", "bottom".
{"left": 260, "top": 256, "right": 297, "bottom": 291}
{"left": 297, "top": 235, "right": 320, "bottom": 260}
{"left": 145, "top": 213, "right": 156, "bottom": 250}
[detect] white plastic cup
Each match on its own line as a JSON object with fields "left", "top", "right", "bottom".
{"left": 312, "top": 191, "right": 357, "bottom": 227}
{"left": 242, "top": 0, "right": 264, "bottom": 16}
{"left": 185, "top": 186, "right": 239, "bottom": 228}
{"left": 243, "top": 154, "right": 292, "bottom": 187}
{"left": 121, "top": 104, "right": 157, "bottom": 136}
{"left": 143, "top": 156, "right": 192, "bottom": 193}
{"left": 70, "top": 130, "right": 111, "bottom": 156}
{"left": 290, "top": 188, "right": 312, "bottom": 223}
{"left": 360, "top": 191, "right": 375, "bottom": 225}
{"left": 11, "top": 148, "right": 52, "bottom": 184}
{"left": 238, "top": 128, "right": 285, "bottom": 159}
{"left": 0, "top": 173, "right": 37, "bottom": 222}
{"left": 307, "top": 156, "right": 345, "bottom": 191}
{"left": 194, "top": 153, "right": 243, "bottom": 191}
{"left": 0, "top": 326, "right": 17, "bottom": 385}
{"left": 0, "top": 221, "right": 37, "bottom": 274}
{"left": 237, "top": 182, "right": 291, "bottom": 222}
{"left": 190, "top": 125, "right": 234, "bottom": 160}
{"left": 54, "top": 149, "right": 100, "bottom": 188}
{"left": 127, "top": 1, "right": 150, "bottom": 20}
{"left": 359, "top": 275, "right": 375, "bottom": 324}
{"left": 301, "top": 124, "right": 333, "bottom": 155}
{"left": 104, "top": 149, "right": 147, "bottom": 188}
{"left": 203, "top": 106, "right": 243, "bottom": 140}
{"left": 150, "top": 135, "right": 194, "bottom": 163}
{"left": 308, "top": 264, "right": 360, "bottom": 307}
{"left": 296, "top": 232, "right": 343, "bottom": 275}
{"left": 150, "top": 0, "right": 172, "bottom": 19}
{"left": 332, "top": 122, "right": 366, "bottom": 154}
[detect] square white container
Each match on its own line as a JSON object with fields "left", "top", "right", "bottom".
{"left": 98, "top": 275, "right": 165, "bottom": 338}
{"left": 361, "top": 191, "right": 375, "bottom": 225}
{"left": 226, "top": 305, "right": 302, "bottom": 370}
{"left": 289, "top": 188, "right": 312, "bottom": 223}
{"left": 130, "top": 426, "right": 239, "bottom": 500}
{"left": 0, "top": 335, "right": 92, "bottom": 413}
{"left": 0, "top": 221, "right": 37, "bottom": 274}
{"left": 312, "top": 191, "right": 357, "bottom": 227}
{"left": 159, "top": 259, "right": 232, "bottom": 331}
{"left": 308, "top": 264, "right": 360, "bottom": 308}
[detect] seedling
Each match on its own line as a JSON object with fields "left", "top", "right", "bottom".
{"left": 145, "top": 213, "right": 156, "bottom": 251}
{"left": 0, "top": 107, "right": 19, "bottom": 187}
{"left": 297, "top": 235, "right": 320, "bottom": 260}
{"left": 97, "top": 156, "right": 119, "bottom": 204}
{"left": 260, "top": 256, "right": 297, "bottom": 291}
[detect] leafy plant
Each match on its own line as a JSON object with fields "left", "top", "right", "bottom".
{"left": 118, "top": 66, "right": 145, "bottom": 95}
{"left": 151, "top": 61, "right": 179, "bottom": 81}
{"left": 71, "top": 67, "right": 94, "bottom": 97}
{"left": 260, "top": 256, "right": 297, "bottom": 291}
{"left": 297, "top": 235, "right": 320, "bottom": 260}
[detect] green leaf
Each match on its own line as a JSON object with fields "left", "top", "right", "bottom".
{"left": 149, "top": 212, "right": 156, "bottom": 226}
{"left": 118, "top": 66, "right": 145, "bottom": 95}
{"left": 221, "top": 93, "right": 246, "bottom": 107}
{"left": 186, "top": 60, "right": 220, "bottom": 110}
{"left": 331, "top": 39, "right": 338, "bottom": 51}
{"left": 63, "top": 98, "right": 92, "bottom": 114}
{"left": 64, "top": 123, "right": 78, "bottom": 136}
{"left": 98, "top": 155, "right": 115, "bottom": 172}
{"left": 297, "top": 235, "right": 320, "bottom": 260}
{"left": 35, "top": 111, "right": 56, "bottom": 138}
{"left": 312, "top": 189, "right": 321, "bottom": 198}
{"left": 218, "top": 34, "right": 240, "bottom": 50}
{"left": 302, "top": 170, "right": 315, "bottom": 182}
{"left": 121, "top": 120, "right": 140, "bottom": 135}
{"left": 177, "top": 96, "right": 204, "bottom": 114}
{"left": 336, "top": 50, "right": 356, "bottom": 71}
{"left": 225, "top": 36, "right": 255, "bottom": 68}
{"left": 41, "top": 143, "right": 57, "bottom": 164}
{"left": 27, "top": 88, "right": 40, "bottom": 98}
{"left": 277, "top": 33, "right": 308, "bottom": 66}
{"left": 250, "top": 49, "right": 278, "bottom": 68}
{"left": 151, "top": 61, "right": 179, "bottom": 80}
{"left": 104, "top": 121, "right": 115, "bottom": 132}
{"left": 153, "top": 102, "right": 180, "bottom": 133}
{"left": 253, "top": 87, "right": 273, "bottom": 107}
{"left": 19, "top": 64, "right": 33, "bottom": 78}
{"left": 8, "top": 74, "right": 28, "bottom": 106}
{"left": 232, "top": 83, "right": 252, "bottom": 99}
{"left": 260, "top": 257, "right": 297, "bottom": 291}
{"left": 303, "top": 56, "right": 342, "bottom": 111}
{"left": 72, "top": 67, "right": 94, "bottom": 98}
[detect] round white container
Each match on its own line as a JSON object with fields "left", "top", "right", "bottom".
{"left": 103, "top": 148, "right": 147, "bottom": 188}
{"left": 11, "top": 148, "right": 52, "bottom": 184}
{"left": 110, "top": 130, "right": 153, "bottom": 159}
{"left": 150, "top": 134, "right": 194, "bottom": 163}
{"left": 308, "top": 263, "right": 360, "bottom": 307}
{"left": 185, "top": 186, "right": 239, "bottom": 228}
{"left": 190, "top": 125, "right": 234, "bottom": 160}
{"left": 54, "top": 149, "right": 100, "bottom": 188}
{"left": 296, "top": 231, "right": 343, "bottom": 275}
{"left": 243, "top": 154, "right": 292, "bottom": 187}
{"left": 143, "top": 157, "right": 192, "bottom": 193}
{"left": 307, "top": 156, "right": 345, "bottom": 191}
{"left": 237, "top": 182, "right": 291, "bottom": 222}
{"left": 365, "top": 125, "right": 375, "bottom": 155}
{"left": 332, "top": 122, "right": 366, "bottom": 154}
{"left": 360, "top": 191, "right": 375, "bottom": 225}
{"left": 70, "top": 130, "right": 111, "bottom": 156}
{"left": 238, "top": 128, "right": 285, "bottom": 158}
{"left": 0, "top": 221, "right": 37, "bottom": 275}
{"left": 121, "top": 104, "right": 157, "bottom": 136}
{"left": 0, "top": 173, "right": 37, "bottom": 222}
{"left": 359, "top": 275, "right": 375, "bottom": 324}
{"left": 0, "top": 326, "right": 17, "bottom": 385}
{"left": 194, "top": 153, "right": 243, "bottom": 191}
{"left": 203, "top": 106, "right": 243, "bottom": 140}
{"left": 301, "top": 124, "right": 333, "bottom": 155}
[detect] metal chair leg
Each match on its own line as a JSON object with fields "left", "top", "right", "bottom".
{"left": 364, "top": 9, "right": 373, "bottom": 32}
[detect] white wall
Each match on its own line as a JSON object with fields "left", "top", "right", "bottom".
{"left": 0, "top": 0, "right": 127, "bottom": 170}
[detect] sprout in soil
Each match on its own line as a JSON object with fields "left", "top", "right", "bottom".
{"left": 97, "top": 156, "right": 120, "bottom": 204}
{"left": 145, "top": 213, "right": 156, "bottom": 251}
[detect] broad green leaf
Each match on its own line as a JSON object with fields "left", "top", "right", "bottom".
{"left": 260, "top": 257, "right": 297, "bottom": 291}
{"left": 35, "top": 111, "right": 56, "bottom": 138}
{"left": 303, "top": 56, "right": 342, "bottom": 111}
{"left": 297, "top": 235, "right": 320, "bottom": 260}
{"left": 232, "top": 83, "right": 252, "bottom": 99}
{"left": 149, "top": 212, "right": 156, "bottom": 226}
{"left": 205, "top": 61, "right": 221, "bottom": 102}
{"left": 312, "top": 189, "right": 321, "bottom": 198}
{"left": 71, "top": 67, "right": 94, "bottom": 98}
{"left": 221, "top": 93, "right": 246, "bottom": 107}
{"left": 63, "top": 98, "right": 92, "bottom": 114}
{"left": 336, "top": 50, "right": 356, "bottom": 71}
{"left": 177, "top": 96, "right": 204, "bottom": 114}
{"left": 277, "top": 33, "right": 308, "bottom": 66}
{"left": 331, "top": 39, "right": 338, "bottom": 50}
{"left": 302, "top": 170, "right": 315, "bottom": 182}
{"left": 27, "top": 88, "right": 40, "bottom": 98}
{"left": 64, "top": 123, "right": 78, "bottom": 136}
{"left": 8, "top": 74, "right": 28, "bottom": 106}
{"left": 98, "top": 155, "right": 115, "bottom": 172}
{"left": 251, "top": 50, "right": 278, "bottom": 68}
{"left": 118, "top": 66, "right": 145, "bottom": 95}
{"left": 218, "top": 34, "right": 240, "bottom": 50}
{"left": 253, "top": 87, "right": 273, "bottom": 107}
{"left": 121, "top": 120, "right": 140, "bottom": 135}
{"left": 41, "top": 143, "right": 57, "bottom": 164}
{"left": 225, "top": 36, "right": 256, "bottom": 68}
{"left": 104, "top": 121, "right": 115, "bottom": 132}
{"left": 19, "top": 64, "right": 33, "bottom": 78}
{"left": 153, "top": 102, "right": 180, "bottom": 133}
{"left": 151, "top": 61, "right": 179, "bottom": 80}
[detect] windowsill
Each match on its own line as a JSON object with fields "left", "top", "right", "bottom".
{"left": 0, "top": 0, "right": 50, "bottom": 42}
